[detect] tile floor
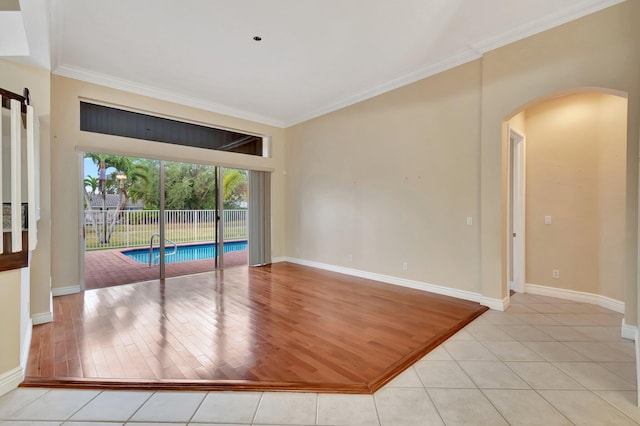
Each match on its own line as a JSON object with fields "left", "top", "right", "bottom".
{"left": 1, "top": 292, "right": 639, "bottom": 425}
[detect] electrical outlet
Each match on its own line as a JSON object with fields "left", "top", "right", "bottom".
{"left": 347, "top": 254, "right": 353, "bottom": 262}
{"left": 552, "top": 269, "right": 560, "bottom": 279}
{"left": 402, "top": 262, "right": 408, "bottom": 271}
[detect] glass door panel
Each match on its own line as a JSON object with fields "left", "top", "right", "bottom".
{"left": 160, "top": 161, "right": 221, "bottom": 277}
{"left": 83, "top": 154, "right": 160, "bottom": 289}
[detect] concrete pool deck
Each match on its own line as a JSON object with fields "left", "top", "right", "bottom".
{"left": 84, "top": 246, "right": 248, "bottom": 289}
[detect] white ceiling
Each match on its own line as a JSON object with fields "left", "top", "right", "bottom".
{"left": 14, "top": 0, "right": 628, "bottom": 127}
{"left": 2, "top": 0, "right": 50, "bottom": 69}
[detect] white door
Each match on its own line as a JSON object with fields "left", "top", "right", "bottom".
{"left": 509, "top": 127, "right": 526, "bottom": 293}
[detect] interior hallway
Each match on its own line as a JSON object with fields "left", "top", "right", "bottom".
{"left": 2, "top": 292, "right": 637, "bottom": 425}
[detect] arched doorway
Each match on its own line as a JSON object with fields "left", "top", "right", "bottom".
{"left": 503, "top": 90, "right": 629, "bottom": 312}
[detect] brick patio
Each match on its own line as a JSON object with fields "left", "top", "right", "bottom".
{"left": 84, "top": 246, "right": 248, "bottom": 289}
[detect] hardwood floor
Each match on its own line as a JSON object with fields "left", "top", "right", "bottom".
{"left": 24, "top": 263, "right": 488, "bottom": 393}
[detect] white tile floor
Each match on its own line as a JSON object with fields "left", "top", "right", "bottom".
{"left": 1, "top": 293, "right": 639, "bottom": 425}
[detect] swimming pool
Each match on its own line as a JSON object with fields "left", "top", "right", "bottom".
{"left": 121, "top": 240, "right": 247, "bottom": 264}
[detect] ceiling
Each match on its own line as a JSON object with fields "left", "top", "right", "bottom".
{"left": 6, "top": 0, "right": 626, "bottom": 127}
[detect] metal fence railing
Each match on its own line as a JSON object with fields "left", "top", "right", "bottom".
{"left": 84, "top": 209, "right": 247, "bottom": 250}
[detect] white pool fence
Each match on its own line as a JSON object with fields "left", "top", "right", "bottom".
{"left": 84, "top": 209, "right": 247, "bottom": 250}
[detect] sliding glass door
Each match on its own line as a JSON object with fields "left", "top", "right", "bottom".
{"left": 83, "top": 153, "right": 251, "bottom": 288}
{"left": 158, "top": 161, "right": 224, "bottom": 279}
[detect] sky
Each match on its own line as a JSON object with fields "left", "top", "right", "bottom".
{"left": 84, "top": 157, "right": 98, "bottom": 178}
{"left": 84, "top": 157, "right": 121, "bottom": 179}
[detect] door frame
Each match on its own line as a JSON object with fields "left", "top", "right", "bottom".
{"left": 508, "top": 126, "right": 526, "bottom": 293}
{"left": 78, "top": 151, "right": 86, "bottom": 291}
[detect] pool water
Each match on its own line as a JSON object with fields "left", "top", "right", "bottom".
{"left": 122, "top": 240, "right": 247, "bottom": 264}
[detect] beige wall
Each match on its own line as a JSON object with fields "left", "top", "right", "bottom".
{"left": 286, "top": 2, "right": 640, "bottom": 317}
{"left": 286, "top": 60, "right": 482, "bottom": 292}
{"left": 481, "top": 1, "right": 640, "bottom": 319}
{"left": 0, "top": 59, "right": 51, "bottom": 320}
{"left": 597, "top": 95, "right": 628, "bottom": 301}
{"left": 525, "top": 93, "right": 627, "bottom": 301}
{"left": 0, "top": 59, "right": 51, "bottom": 383}
{"left": 0, "top": 269, "right": 21, "bottom": 373}
{"left": 50, "top": 76, "right": 286, "bottom": 291}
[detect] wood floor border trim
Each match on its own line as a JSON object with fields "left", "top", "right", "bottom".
{"left": 365, "top": 305, "right": 488, "bottom": 392}
{"left": 20, "top": 378, "right": 371, "bottom": 394}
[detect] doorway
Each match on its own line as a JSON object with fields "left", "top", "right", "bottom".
{"left": 82, "top": 152, "right": 250, "bottom": 289}
{"left": 508, "top": 127, "right": 525, "bottom": 293}
{"left": 504, "top": 92, "right": 628, "bottom": 303}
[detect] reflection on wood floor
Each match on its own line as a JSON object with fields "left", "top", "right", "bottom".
{"left": 23, "top": 262, "right": 488, "bottom": 393}
{"left": 84, "top": 248, "right": 248, "bottom": 290}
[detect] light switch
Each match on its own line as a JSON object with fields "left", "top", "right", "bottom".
{"left": 466, "top": 216, "right": 473, "bottom": 225}
{"left": 544, "top": 215, "right": 552, "bottom": 225}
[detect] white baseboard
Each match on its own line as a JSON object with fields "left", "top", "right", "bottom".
{"left": 31, "top": 311, "right": 53, "bottom": 325}
{"left": 20, "top": 320, "right": 32, "bottom": 371}
{"left": 271, "top": 256, "right": 286, "bottom": 263}
{"left": 622, "top": 319, "right": 637, "bottom": 341}
{"left": 284, "top": 257, "right": 507, "bottom": 311}
{"left": 481, "top": 295, "right": 510, "bottom": 311}
{"left": 636, "top": 336, "right": 640, "bottom": 406}
{"left": 525, "top": 283, "right": 624, "bottom": 314}
{"left": 52, "top": 285, "right": 81, "bottom": 297}
{"left": 0, "top": 367, "right": 24, "bottom": 397}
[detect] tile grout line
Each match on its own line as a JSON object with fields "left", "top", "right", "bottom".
{"left": 478, "top": 304, "right": 578, "bottom": 425}
{"left": 0, "top": 388, "right": 52, "bottom": 420}
{"left": 124, "top": 390, "right": 156, "bottom": 423}
{"left": 534, "top": 389, "right": 605, "bottom": 426}
{"left": 590, "top": 390, "right": 640, "bottom": 425}
{"left": 435, "top": 340, "right": 513, "bottom": 425}
{"left": 496, "top": 356, "right": 579, "bottom": 425}
{"left": 249, "top": 392, "right": 264, "bottom": 425}
{"left": 314, "top": 392, "right": 319, "bottom": 426}
{"left": 186, "top": 390, "right": 208, "bottom": 424}
{"left": 371, "top": 387, "right": 383, "bottom": 426}
{"left": 420, "top": 383, "right": 446, "bottom": 426}
{"left": 63, "top": 389, "right": 103, "bottom": 423}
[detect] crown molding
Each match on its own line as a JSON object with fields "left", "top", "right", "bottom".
{"left": 51, "top": 0, "right": 625, "bottom": 129}
{"left": 471, "top": 0, "right": 627, "bottom": 54}
{"left": 284, "top": 49, "right": 481, "bottom": 127}
{"left": 52, "top": 64, "right": 287, "bottom": 128}
{"left": 285, "top": 0, "right": 626, "bottom": 126}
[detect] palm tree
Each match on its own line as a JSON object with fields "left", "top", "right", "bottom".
{"left": 128, "top": 159, "right": 159, "bottom": 209}
{"left": 85, "top": 153, "right": 152, "bottom": 243}
{"left": 84, "top": 176, "right": 99, "bottom": 194}
{"left": 223, "top": 168, "right": 247, "bottom": 209}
